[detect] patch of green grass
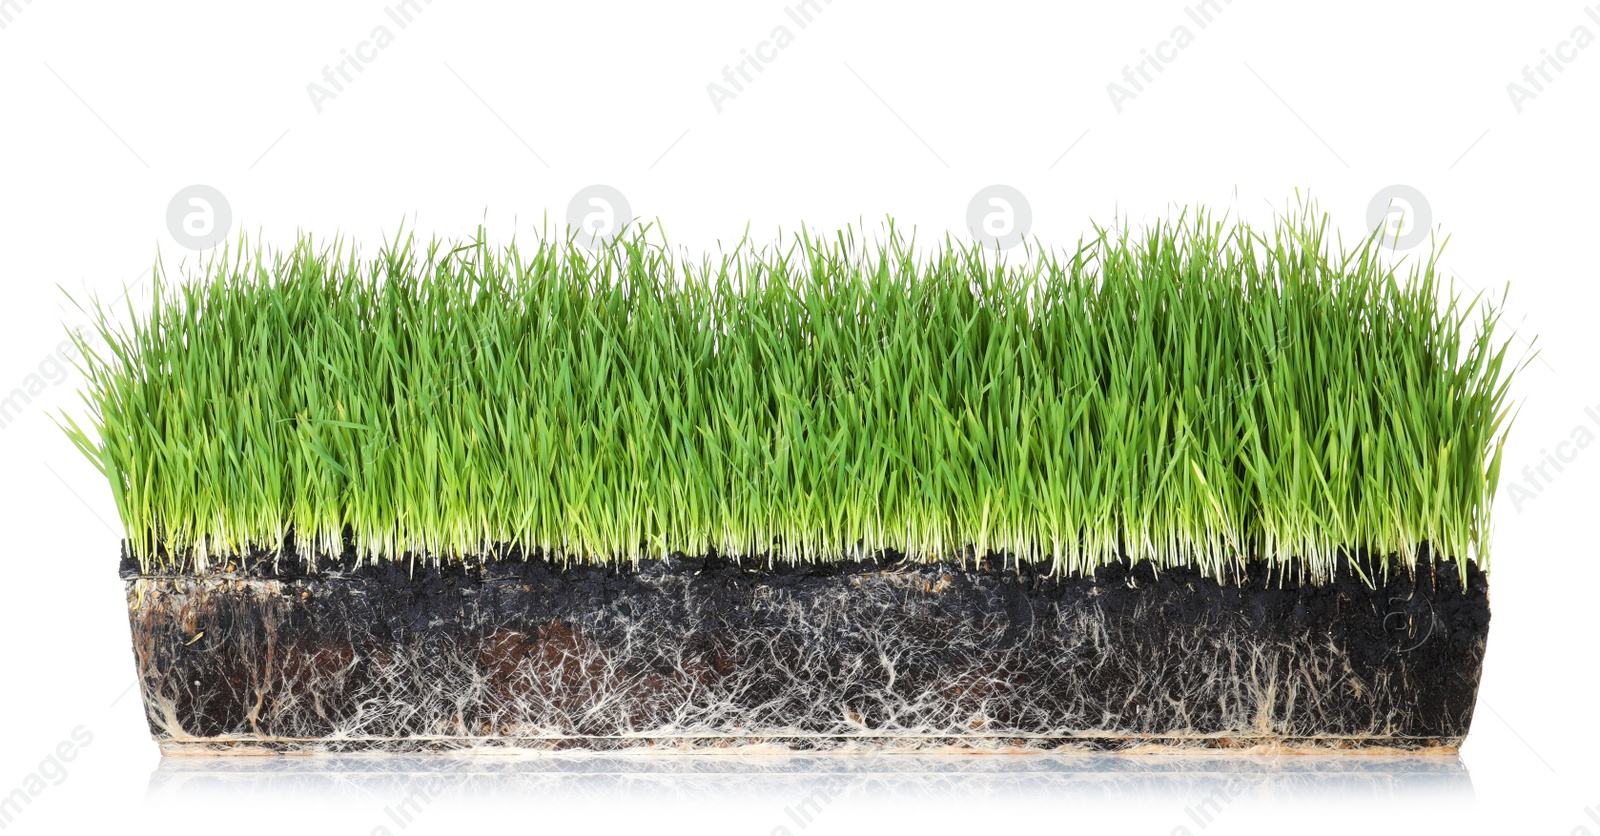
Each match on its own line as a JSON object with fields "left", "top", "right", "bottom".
{"left": 64, "top": 206, "right": 1518, "bottom": 582}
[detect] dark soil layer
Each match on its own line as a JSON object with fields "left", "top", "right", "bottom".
{"left": 122, "top": 550, "right": 1488, "bottom": 753}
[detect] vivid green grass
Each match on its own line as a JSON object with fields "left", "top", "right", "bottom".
{"left": 65, "top": 207, "right": 1516, "bottom": 582}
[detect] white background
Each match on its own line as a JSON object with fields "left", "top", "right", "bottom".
{"left": 2, "top": 1, "right": 1597, "bottom": 834}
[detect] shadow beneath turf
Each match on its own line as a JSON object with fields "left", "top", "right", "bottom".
{"left": 145, "top": 752, "right": 1473, "bottom": 805}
